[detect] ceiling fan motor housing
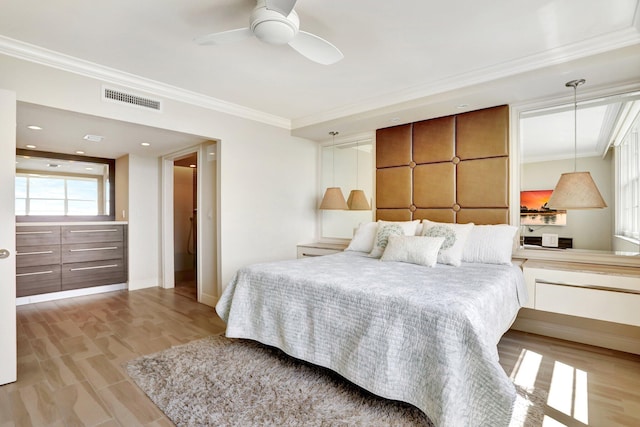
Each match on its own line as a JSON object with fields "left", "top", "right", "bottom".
{"left": 250, "top": 7, "right": 299, "bottom": 45}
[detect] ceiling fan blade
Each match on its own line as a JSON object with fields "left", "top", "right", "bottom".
{"left": 194, "top": 28, "right": 253, "bottom": 45}
{"left": 264, "top": 0, "right": 298, "bottom": 17}
{"left": 288, "top": 31, "right": 344, "bottom": 65}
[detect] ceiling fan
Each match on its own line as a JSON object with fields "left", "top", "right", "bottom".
{"left": 195, "top": 0, "right": 343, "bottom": 65}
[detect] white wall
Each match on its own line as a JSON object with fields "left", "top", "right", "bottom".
{"left": 521, "top": 154, "right": 613, "bottom": 250}
{"left": 0, "top": 53, "right": 317, "bottom": 296}
{"left": 127, "top": 155, "right": 161, "bottom": 290}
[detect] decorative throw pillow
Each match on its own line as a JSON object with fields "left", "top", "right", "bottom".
{"left": 421, "top": 220, "right": 474, "bottom": 266}
{"left": 345, "top": 222, "right": 379, "bottom": 253}
{"left": 380, "top": 235, "right": 446, "bottom": 267}
{"left": 462, "top": 224, "right": 518, "bottom": 265}
{"left": 369, "top": 223, "right": 406, "bottom": 258}
{"left": 377, "top": 220, "right": 421, "bottom": 236}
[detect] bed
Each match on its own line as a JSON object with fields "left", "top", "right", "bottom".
{"left": 216, "top": 222, "right": 527, "bottom": 427}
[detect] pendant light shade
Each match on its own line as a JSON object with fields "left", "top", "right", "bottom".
{"left": 547, "top": 171, "right": 607, "bottom": 209}
{"left": 547, "top": 79, "right": 608, "bottom": 210}
{"left": 320, "top": 187, "right": 349, "bottom": 210}
{"left": 347, "top": 138, "right": 371, "bottom": 210}
{"left": 347, "top": 189, "right": 370, "bottom": 210}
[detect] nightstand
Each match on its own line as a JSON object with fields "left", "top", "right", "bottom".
{"left": 296, "top": 242, "right": 348, "bottom": 258}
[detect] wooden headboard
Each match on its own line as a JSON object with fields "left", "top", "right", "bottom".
{"left": 375, "top": 105, "right": 509, "bottom": 225}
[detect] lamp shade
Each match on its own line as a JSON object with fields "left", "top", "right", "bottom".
{"left": 547, "top": 171, "right": 607, "bottom": 209}
{"left": 347, "top": 189, "right": 371, "bottom": 210}
{"left": 319, "top": 187, "right": 348, "bottom": 210}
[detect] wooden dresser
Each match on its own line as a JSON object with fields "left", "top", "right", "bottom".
{"left": 16, "top": 222, "right": 127, "bottom": 297}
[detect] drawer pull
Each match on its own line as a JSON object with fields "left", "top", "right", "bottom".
{"left": 69, "top": 246, "right": 118, "bottom": 252}
{"left": 302, "top": 253, "right": 322, "bottom": 257}
{"left": 70, "top": 264, "right": 119, "bottom": 272}
{"left": 17, "top": 270, "right": 53, "bottom": 277}
{"left": 16, "top": 230, "right": 53, "bottom": 235}
{"left": 69, "top": 229, "right": 118, "bottom": 233}
{"left": 16, "top": 250, "right": 54, "bottom": 256}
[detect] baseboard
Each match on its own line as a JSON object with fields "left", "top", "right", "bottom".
{"left": 16, "top": 283, "right": 127, "bottom": 306}
{"left": 199, "top": 292, "right": 218, "bottom": 308}
{"left": 511, "top": 308, "right": 640, "bottom": 355}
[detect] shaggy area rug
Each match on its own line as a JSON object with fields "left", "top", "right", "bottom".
{"left": 125, "top": 335, "right": 546, "bottom": 427}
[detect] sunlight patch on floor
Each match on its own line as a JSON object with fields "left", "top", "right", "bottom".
{"left": 511, "top": 349, "right": 543, "bottom": 390}
{"left": 509, "top": 347, "right": 590, "bottom": 426}
{"left": 547, "top": 361, "right": 589, "bottom": 425}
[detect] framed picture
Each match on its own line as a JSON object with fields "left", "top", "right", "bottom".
{"left": 520, "top": 189, "right": 567, "bottom": 226}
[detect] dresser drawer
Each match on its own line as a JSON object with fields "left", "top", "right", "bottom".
{"left": 296, "top": 243, "right": 347, "bottom": 258}
{"left": 16, "top": 226, "right": 60, "bottom": 246}
{"left": 16, "top": 245, "right": 61, "bottom": 268}
{"left": 536, "top": 281, "right": 640, "bottom": 327}
{"left": 16, "top": 264, "right": 62, "bottom": 297}
{"left": 61, "top": 242, "right": 124, "bottom": 264}
{"left": 61, "top": 259, "right": 126, "bottom": 290}
{"left": 61, "top": 225, "right": 124, "bottom": 244}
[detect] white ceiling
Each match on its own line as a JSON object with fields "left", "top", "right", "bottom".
{"left": 2, "top": 0, "right": 640, "bottom": 157}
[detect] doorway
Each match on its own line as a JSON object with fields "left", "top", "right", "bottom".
{"left": 173, "top": 153, "right": 197, "bottom": 300}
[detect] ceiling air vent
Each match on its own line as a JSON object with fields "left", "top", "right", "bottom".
{"left": 102, "top": 87, "right": 162, "bottom": 111}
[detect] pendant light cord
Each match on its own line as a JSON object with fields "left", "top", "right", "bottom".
{"left": 355, "top": 139, "right": 359, "bottom": 188}
{"left": 566, "top": 79, "right": 585, "bottom": 172}
{"left": 329, "top": 131, "right": 338, "bottom": 187}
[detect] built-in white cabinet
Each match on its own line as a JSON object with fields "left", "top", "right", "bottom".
{"left": 517, "top": 259, "right": 640, "bottom": 354}
{"left": 296, "top": 242, "right": 348, "bottom": 258}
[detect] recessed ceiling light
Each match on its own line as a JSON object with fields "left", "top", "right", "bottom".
{"left": 85, "top": 167, "right": 93, "bottom": 171}
{"left": 83, "top": 134, "right": 104, "bottom": 142}
{"left": 27, "top": 125, "right": 43, "bottom": 130}
{"left": 25, "top": 144, "right": 36, "bottom": 149}
{"left": 457, "top": 104, "right": 469, "bottom": 109}
{"left": 390, "top": 117, "right": 401, "bottom": 123}
{"left": 75, "top": 150, "right": 85, "bottom": 155}
{"left": 141, "top": 142, "right": 151, "bottom": 147}
{"left": 189, "top": 164, "right": 196, "bottom": 168}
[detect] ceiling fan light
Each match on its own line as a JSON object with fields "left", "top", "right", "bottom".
{"left": 253, "top": 20, "right": 296, "bottom": 44}
{"left": 251, "top": 7, "right": 298, "bottom": 45}
{"left": 319, "top": 187, "right": 348, "bottom": 210}
{"left": 547, "top": 171, "right": 607, "bottom": 209}
{"left": 347, "top": 189, "right": 371, "bottom": 210}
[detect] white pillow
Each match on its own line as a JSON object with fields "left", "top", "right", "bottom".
{"left": 462, "top": 224, "right": 518, "bottom": 265}
{"left": 421, "top": 220, "right": 474, "bottom": 266}
{"left": 345, "top": 222, "right": 378, "bottom": 253}
{"left": 380, "top": 235, "right": 445, "bottom": 267}
{"left": 369, "top": 220, "right": 419, "bottom": 258}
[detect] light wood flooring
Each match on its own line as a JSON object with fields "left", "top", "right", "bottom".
{"left": 1, "top": 288, "right": 639, "bottom": 426}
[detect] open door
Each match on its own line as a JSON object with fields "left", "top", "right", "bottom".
{"left": 0, "top": 88, "right": 17, "bottom": 385}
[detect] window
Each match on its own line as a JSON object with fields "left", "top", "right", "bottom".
{"left": 16, "top": 173, "right": 100, "bottom": 216}
{"left": 616, "top": 107, "right": 640, "bottom": 241}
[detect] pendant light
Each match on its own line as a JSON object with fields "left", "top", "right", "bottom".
{"left": 547, "top": 79, "right": 607, "bottom": 210}
{"left": 319, "top": 131, "right": 348, "bottom": 210}
{"left": 346, "top": 139, "right": 371, "bottom": 210}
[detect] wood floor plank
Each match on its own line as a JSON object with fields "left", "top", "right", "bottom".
{"left": 2, "top": 287, "right": 639, "bottom": 426}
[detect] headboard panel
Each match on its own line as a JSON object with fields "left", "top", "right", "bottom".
{"left": 376, "top": 105, "right": 509, "bottom": 225}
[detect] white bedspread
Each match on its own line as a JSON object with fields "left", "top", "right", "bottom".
{"left": 216, "top": 251, "right": 527, "bottom": 427}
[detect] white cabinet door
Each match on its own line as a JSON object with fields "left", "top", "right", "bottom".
{"left": 0, "top": 89, "right": 16, "bottom": 385}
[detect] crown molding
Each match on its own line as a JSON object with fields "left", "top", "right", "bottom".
{"left": 292, "top": 26, "right": 640, "bottom": 130}
{"left": 0, "top": 35, "right": 291, "bottom": 130}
